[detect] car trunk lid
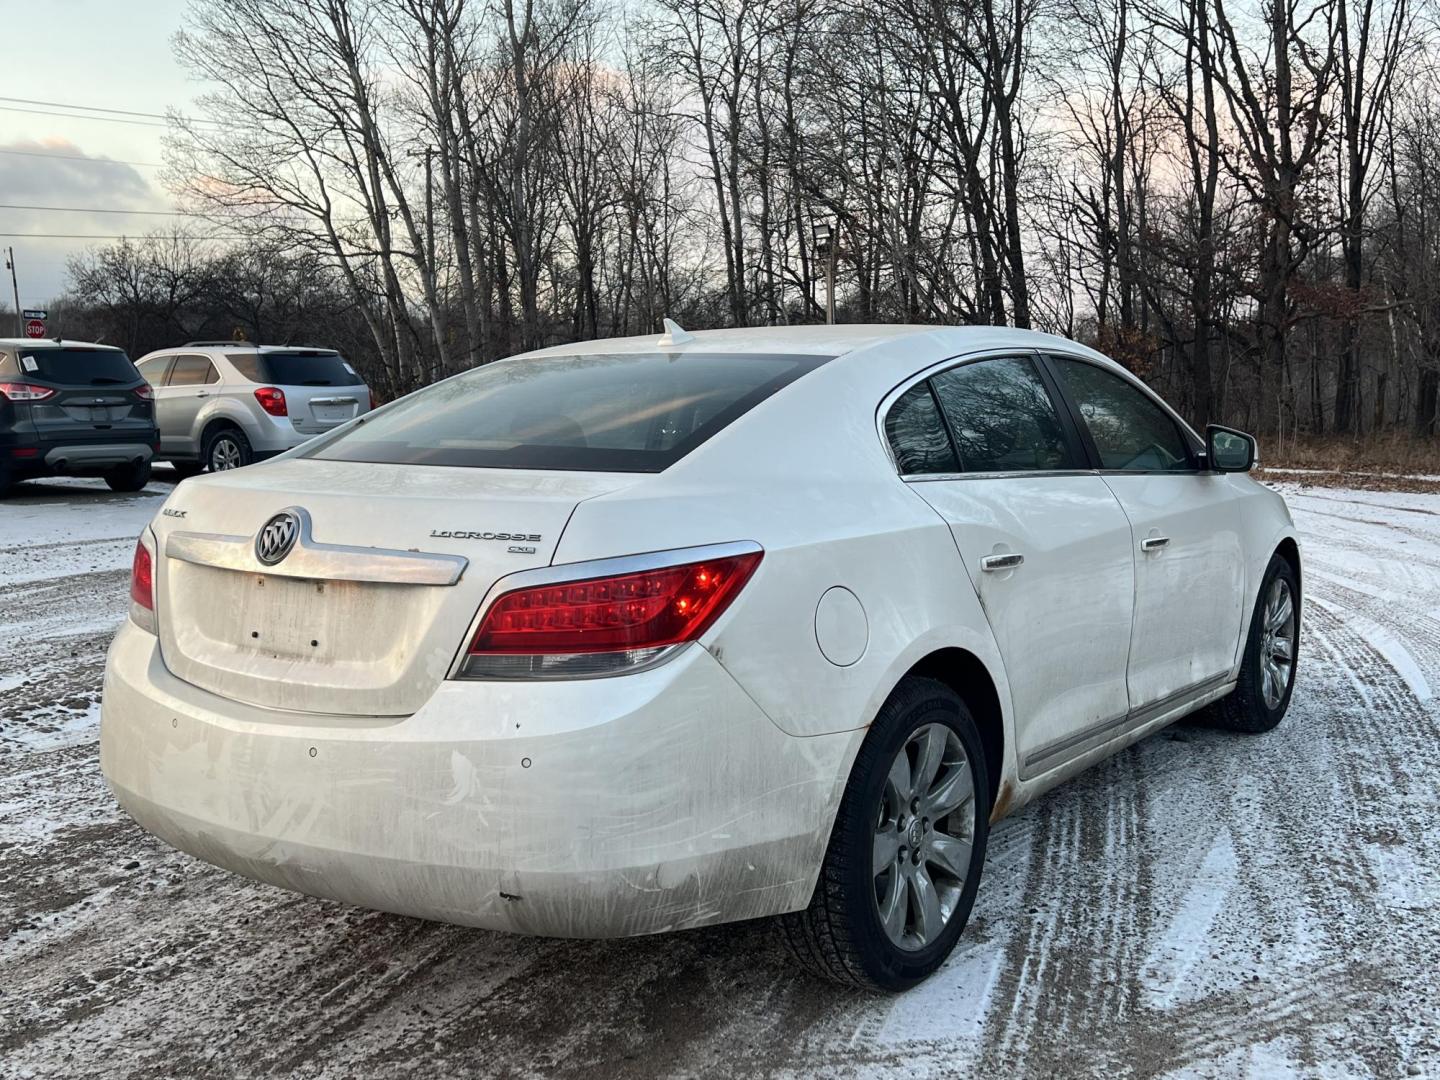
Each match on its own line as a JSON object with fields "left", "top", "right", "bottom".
{"left": 152, "top": 458, "right": 637, "bottom": 716}
{"left": 284, "top": 384, "right": 368, "bottom": 434}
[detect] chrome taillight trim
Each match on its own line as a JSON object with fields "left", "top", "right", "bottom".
{"left": 448, "top": 540, "right": 763, "bottom": 682}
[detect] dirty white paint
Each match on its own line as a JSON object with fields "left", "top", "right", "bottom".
{"left": 2, "top": 477, "right": 1438, "bottom": 1077}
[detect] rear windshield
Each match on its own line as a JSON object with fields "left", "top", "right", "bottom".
{"left": 227, "top": 350, "right": 363, "bottom": 386}
{"left": 12, "top": 347, "right": 138, "bottom": 386}
{"left": 305, "top": 351, "right": 831, "bottom": 472}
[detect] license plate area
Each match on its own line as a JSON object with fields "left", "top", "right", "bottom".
{"left": 240, "top": 573, "right": 347, "bottom": 659}
{"left": 312, "top": 404, "right": 351, "bottom": 422}
{"left": 160, "top": 558, "right": 453, "bottom": 714}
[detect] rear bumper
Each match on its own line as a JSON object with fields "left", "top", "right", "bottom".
{"left": 247, "top": 413, "right": 343, "bottom": 455}
{"left": 43, "top": 442, "right": 153, "bottom": 469}
{"left": 100, "top": 622, "right": 859, "bottom": 937}
{"left": 3, "top": 432, "right": 155, "bottom": 476}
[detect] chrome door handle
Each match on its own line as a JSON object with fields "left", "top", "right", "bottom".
{"left": 1141, "top": 536, "right": 1170, "bottom": 552}
{"left": 981, "top": 553, "right": 1025, "bottom": 572}
{"left": 195, "top": 391, "right": 210, "bottom": 398}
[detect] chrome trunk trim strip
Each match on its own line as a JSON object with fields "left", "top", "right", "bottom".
{"left": 166, "top": 507, "right": 467, "bottom": 586}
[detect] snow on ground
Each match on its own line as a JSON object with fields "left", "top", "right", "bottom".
{"left": 1, "top": 476, "right": 1438, "bottom": 1078}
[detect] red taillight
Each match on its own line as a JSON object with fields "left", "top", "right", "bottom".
{"left": 0, "top": 381, "right": 56, "bottom": 402}
{"left": 134, "top": 383, "right": 154, "bottom": 400}
{"left": 254, "top": 386, "right": 288, "bottom": 416}
{"left": 368, "top": 388, "right": 377, "bottom": 411}
{"left": 466, "top": 551, "right": 762, "bottom": 669}
{"left": 11, "top": 447, "right": 39, "bottom": 458}
{"left": 130, "top": 539, "right": 154, "bottom": 611}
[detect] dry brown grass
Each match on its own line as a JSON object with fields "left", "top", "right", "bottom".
{"left": 1256, "top": 433, "right": 1440, "bottom": 493}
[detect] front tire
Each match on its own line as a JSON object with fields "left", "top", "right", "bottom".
{"left": 104, "top": 460, "right": 152, "bottom": 493}
{"left": 779, "top": 677, "right": 990, "bottom": 991}
{"left": 1209, "top": 553, "right": 1299, "bottom": 733}
{"left": 203, "top": 427, "right": 252, "bottom": 472}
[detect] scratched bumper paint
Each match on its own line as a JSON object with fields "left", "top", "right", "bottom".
{"left": 100, "top": 621, "right": 862, "bottom": 937}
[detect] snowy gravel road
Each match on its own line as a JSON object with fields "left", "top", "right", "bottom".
{"left": 2, "top": 476, "right": 1437, "bottom": 1078}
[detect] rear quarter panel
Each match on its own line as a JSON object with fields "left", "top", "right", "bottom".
{"left": 550, "top": 340, "right": 1017, "bottom": 759}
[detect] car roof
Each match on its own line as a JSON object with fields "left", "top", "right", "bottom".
{"left": 139, "top": 343, "right": 339, "bottom": 355}
{"left": 513, "top": 323, "right": 1113, "bottom": 365}
{"left": 0, "top": 338, "right": 123, "bottom": 351}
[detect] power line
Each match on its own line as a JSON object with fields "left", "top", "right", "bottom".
{"left": 0, "top": 148, "right": 163, "bottom": 168}
{"left": 0, "top": 105, "right": 172, "bottom": 128}
{"left": 0, "top": 203, "right": 203, "bottom": 217}
{"left": 0, "top": 95, "right": 223, "bottom": 129}
{"left": 0, "top": 96, "right": 183, "bottom": 122}
{"left": 0, "top": 232, "right": 245, "bottom": 240}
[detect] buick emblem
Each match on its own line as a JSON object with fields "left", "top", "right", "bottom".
{"left": 255, "top": 511, "right": 301, "bottom": 565}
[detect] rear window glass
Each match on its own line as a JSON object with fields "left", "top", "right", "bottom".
{"left": 227, "top": 351, "right": 363, "bottom": 386}
{"left": 16, "top": 348, "right": 138, "bottom": 386}
{"left": 306, "top": 351, "right": 831, "bottom": 473}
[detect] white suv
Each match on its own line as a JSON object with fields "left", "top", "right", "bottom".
{"left": 135, "top": 343, "right": 373, "bottom": 474}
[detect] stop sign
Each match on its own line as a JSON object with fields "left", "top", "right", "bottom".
{"left": 24, "top": 319, "right": 45, "bottom": 338}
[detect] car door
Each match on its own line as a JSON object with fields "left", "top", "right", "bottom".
{"left": 885, "top": 353, "right": 1137, "bottom": 779}
{"left": 158, "top": 355, "right": 220, "bottom": 456}
{"left": 1045, "top": 354, "right": 1246, "bottom": 712}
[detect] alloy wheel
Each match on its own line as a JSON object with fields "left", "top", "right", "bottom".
{"left": 210, "top": 437, "right": 243, "bottom": 471}
{"left": 1258, "top": 577, "right": 1296, "bottom": 710}
{"left": 872, "top": 722, "right": 976, "bottom": 951}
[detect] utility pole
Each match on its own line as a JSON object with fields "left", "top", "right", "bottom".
{"left": 5, "top": 247, "right": 19, "bottom": 336}
{"left": 423, "top": 146, "right": 434, "bottom": 270}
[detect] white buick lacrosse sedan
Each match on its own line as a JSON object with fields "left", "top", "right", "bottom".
{"left": 101, "top": 323, "right": 1299, "bottom": 991}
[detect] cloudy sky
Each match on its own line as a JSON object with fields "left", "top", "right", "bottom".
{"left": 1, "top": 0, "right": 197, "bottom": 308}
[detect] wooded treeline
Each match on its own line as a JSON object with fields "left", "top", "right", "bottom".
{"left": 58, "top": 0, "right": 1440, "bottom": 437}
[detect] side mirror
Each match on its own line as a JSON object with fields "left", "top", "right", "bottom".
{"left": 1205, "top": 424, "right": 1257, "bottom": 472}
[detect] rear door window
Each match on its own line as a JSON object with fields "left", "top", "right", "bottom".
{"left": 168, "top": 356, "right": 219, "bottom": 386}
{"left": 307, "top": 351, "right": 831, "bottom": 472}
{"left": 929, "top": 357, "right": 1080, "bottom": 473}
{"left": 16, "top": 348, "right": 139, "bottom": 386}
{"left": 227, "top": 351, "right": 363, "bottom": 386}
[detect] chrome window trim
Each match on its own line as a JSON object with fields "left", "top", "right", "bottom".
{"left": 876, "top": 347, "right": 1023, "bottom": 475}
{"left": 876, "top": 347, "right": 1090, "bottom": 480}
{"left": 166, "top": 507, "right": 468, "bottom": 586}
{"left": 446, "top": 539, "right": 764, "bottom": 681}
{"left": 876, "top": 344, "right": 1208, "bottom": 480}
{"left": 901, "top": 468, "right": 1098, "bottom": 483}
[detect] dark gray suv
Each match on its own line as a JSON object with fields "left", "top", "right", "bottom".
{"left": 0, "top": 338, "right": 158, "bottom": 497}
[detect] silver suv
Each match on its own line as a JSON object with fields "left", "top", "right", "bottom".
{"left": 135, "top": 343, "right": 373, "bottom": 474}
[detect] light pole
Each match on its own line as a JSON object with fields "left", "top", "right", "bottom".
{"left": 812, "top": 220, "right": 837, "bottom": 325}
{"left": 5, "top": 247, "right": 19, "bottom": 336}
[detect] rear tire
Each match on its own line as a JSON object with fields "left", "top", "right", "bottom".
{"left": 104, "top": 460, "right": 152, "bottom": 493}
{"left": 1208, "top": 553, "right": 1299, "bottom": 733}
{"left": 203, "top": 427, "right": 252, "bottom": 472}
{"left": 0, "top": 464, "right": 14, "bottom": 499}
{"left": 778, "top": 677, "right": 990, "bottom": 991}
